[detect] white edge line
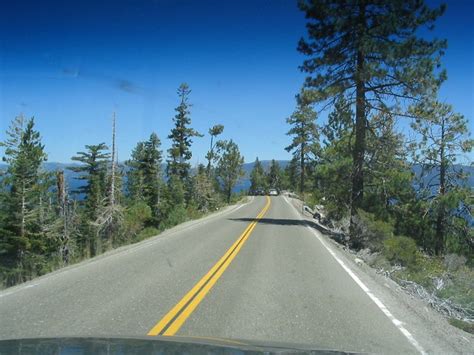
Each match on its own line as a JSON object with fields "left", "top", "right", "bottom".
{"left": 283, "top": 195, "right": 426, "bottom": 355}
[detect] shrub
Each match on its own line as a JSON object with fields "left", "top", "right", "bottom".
{"left": 161, "top": 205, "right": 188, "bottom": 229}
{"left": 186, "top": 204, "right": 203, "bottom": 220}
{"left": 352, "top": 210, "right": 394, "bottom": 251}
{"left": 0, "top": 266, "right": 23, "bottom": 288}
{"left": 437, "top": 266, "right": 474, "bottom": 315}
{"left": 383, "top": 236, "right": 418, "bottom": 268}
{"left": 122, "top": 201, "right": 152, "bottom": 240}
{"left": 444, "top": 253, "right": 467, "bottom": 272}
{"left": 136, "top": 227, "right": 160, "bottom": 242}
{"left": 304, "top": 192, "right": 323, "bottom": 210}
{"left": 395, "top": 254, "right": 444, "bottom": 288}
{"left": 445, "top": 217, "right": 474, "bottom": 261}
{"left": 230, "top": 191, "right": 247, "bottom": 204}
{"left": 368, "top": 253, "right": 392, "bottom": 269}
{"left": 323, "top": 199, "right": 350, "bottom": 221}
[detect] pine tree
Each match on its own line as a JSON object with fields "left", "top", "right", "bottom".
{"left": 316, "top": 99, "right": 354, "bottom": 219}
{"left": 284, "top": 157, "right": 300, "bottom": 193}
{"left": 285, "top": 94, "right": 320, "bottom": 193}
{"left": 249, "top": 157, "right": 267, "bottom": 194}
{"left": 364, "top": 110, "right": 413, "bottom": 221}
{"left": 267, "top": 159, "right": 282, "bottom": 191}
{"left": 126, "top": 141, "right": 146, "bottom": 202}
{"left": 109, "top": 113, "right": 118, "bottom": 210}
{"left": 126, "top": 132, "right": 164, "bottom": 224}
{"left": 69, "top": 144, "right": 109, "bottom": 211}
{"left": 0, "top": 116, "right": 49, "bottom": 283}
{"left": 165, "top": 175, "right": 186, "bottom": 207}
{"left": 140, "top": 132, "right": 163, "bottom": 218}
{"left": 298, "top": 0, "right": 446, "bottom": 238}
{"left": 167, "top": 83, "right": 202, "bottom": 182}
{"left": 409, "top": 99, "right": 473, "bottom": 255}
{"left": 206, "top": 124, "right": 224, "bottom": 175}
{"left": 215, "top": 140, "right": 245, "bottom": 203}
{"left": 323, "top": 97, "right": 353, "bottom": 147}
{"left": 192, "top": 164, "right": 219, "bottom": 212}
{"left": 69, "top": 143, "right": 109, "bottom": 257}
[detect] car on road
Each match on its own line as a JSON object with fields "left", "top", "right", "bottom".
{"left": 268, "top": 188, "right": 279, "bottom": 196}
{"left": 254, "top": 187, "right": 265, "bottom": 196}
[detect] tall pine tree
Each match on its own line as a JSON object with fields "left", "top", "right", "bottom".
{"left": 284, "top": 157, "right": 300, "bottom": 193}
{"left": 249, "top": 157, "right": 267, "bottom": 194}
{"left": 206, "top": 124, "right": 224, "bottom": 175}
{"left": 298, "top": 0, "right": 446, "bottom": 239}
{"left": 285, "top": 94, "right": 320, "bottom": 193}
{"left": 316, "top": 98, "right": 354, "bottom": 219}
{"left": 267, "top": 160, "right": 282, "bottom": 191}
{"left": 0, "top": 116, "right": 49, "bottom": 284}
{"left": 126, "top": 132, "right": 163, "bottom": 224}
{"left": 167, "top": 83, "right": 202, "bottom": 182}
{"left": 409, "top": 99, "right": 473, "bottom": 255}
{"left": 69, "top": 143, "right": 109, "bottom": 257}
{"left": 215, "top": 140, "right": 245, "bottom": 203}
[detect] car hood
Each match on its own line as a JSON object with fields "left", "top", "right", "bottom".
{"left": 0, "top": 336, "right": 362, "bottom": 354}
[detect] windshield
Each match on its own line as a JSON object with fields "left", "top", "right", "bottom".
{"left": 0, "top": 1, "right": 473, "bottom": 354}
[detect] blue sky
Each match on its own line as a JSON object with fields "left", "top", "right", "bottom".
{"left": 0, "top": 0, "right": 472, "bottom": 164}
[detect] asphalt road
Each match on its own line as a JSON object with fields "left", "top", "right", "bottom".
{"left": 0, "top": 196, "right": 436, "bottom": 353}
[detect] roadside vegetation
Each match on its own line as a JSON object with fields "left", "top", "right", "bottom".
{"left": 0, "top": 83, "right": 245, "bottom": 289}
{"left": 271, "top": 0, "right": 473, "bottom": 332}
{"left": 0, "top": 0, "right": 472, "bottom": 335}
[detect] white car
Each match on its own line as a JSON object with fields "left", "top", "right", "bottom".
{"left": 268, "top": 188, "right": 278, "bottom": 196}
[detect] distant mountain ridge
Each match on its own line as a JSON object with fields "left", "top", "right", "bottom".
{"left": 0, "top": 161, "right": 472, "bottom": 195}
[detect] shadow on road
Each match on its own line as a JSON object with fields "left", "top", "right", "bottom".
{"left": 229, "top": 217, "right": 307, "bottom": 227}
{"left": 228, "top": 217, "right": 346, "bottom": 243}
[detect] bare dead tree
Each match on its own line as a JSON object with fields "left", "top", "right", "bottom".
{"left": 110, "top": 112, "right": 116, "bottom": 209}
{"left": 93, "top": 112, "right": 123, "bottom": 249}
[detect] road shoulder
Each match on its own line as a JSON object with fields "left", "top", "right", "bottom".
{"left": 283, "top": 194, "right": 473, "bottom": 354}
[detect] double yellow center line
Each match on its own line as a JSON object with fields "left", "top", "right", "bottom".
{"left": 147, "top": 196, "right": 271, "bottom": 336}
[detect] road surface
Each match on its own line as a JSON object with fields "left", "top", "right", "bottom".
{"left": 0, "top": 196, "right": 459, "bottom": 353}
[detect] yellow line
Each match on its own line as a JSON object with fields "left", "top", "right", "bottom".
{"left": 147, "top": 219, "right": 255, "bottom": 335}
{"left": 147, "top": 196, "right": 271, "bottom": 336}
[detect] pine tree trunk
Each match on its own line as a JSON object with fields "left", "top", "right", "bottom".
{"left": 300, "top": 142, "right": 305, "bottom": 194}
{"left": 108, "top": 113, "right": 117, "bottom": 248}
{"left": 57, "top": 171, "right": 70, "bottom": 262}
{"left": 207, "top": 136, "right": 214, "bottom": 175}
{"left": 350, "top": 0, "right": 367, "bottom": 245}
{"left": 39, "top": 194, "right": 44, "bottom": 230}
{"left": 435, "top": 205, "right": 445, "bottom": 255}
{"left": 110, "top": 113, "right": 116, "bottom": 210}
{"left": 57, "top": 171, "right": 66, "bottom": 216}
{"left": 351, "top": 83, "right": 365, "bottom": 214}
{"left": 21, "top": 183, "right": 26, "bottom": 238}
{"left": 435, "top": 121, "right": 446, "bottom": 255}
